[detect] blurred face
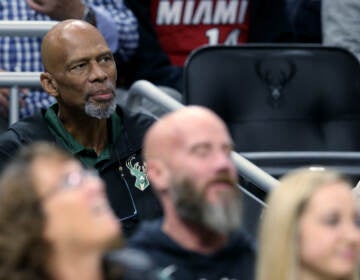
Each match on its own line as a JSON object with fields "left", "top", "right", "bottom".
{"left": 167, "top": 116, "right": 241, "bottom": 234}
{"left": 32, "top": 158, "right": 119, "bottom": 251}
{"left": 48, "top": 24, "right": 117, "bottom": 119}
{"left": 299, "top": 182, "right": 360, "bottom": 279}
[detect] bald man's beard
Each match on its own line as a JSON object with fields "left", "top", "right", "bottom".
{"left": 170, "top": 176, "right": 242, "bottom": 235}
{"left": 85, "top": 82, "right": 116, "bottom": 119}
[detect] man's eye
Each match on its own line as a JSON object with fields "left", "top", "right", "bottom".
{"left": 71, "top": 63, "right": 86, "bottom": 71}
{"left": 223, "top": 146, "right": 233, "bottom": 156}
{"left": 193, "top": 147, "right": 210, "bottom": 157}
{"left": 100, "top": 55, "right": 113, "bottom": 63}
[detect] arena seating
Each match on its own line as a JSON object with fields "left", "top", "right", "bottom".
{"left": 184, "top": 44, "right": 360, "bottom": 183}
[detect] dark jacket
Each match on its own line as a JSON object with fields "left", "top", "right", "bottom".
{"left": 287, "top": 0, "right": 322, "bottom": 43}
{"left": 128, "top": 219, "right": 256, "bottom": 280}
{"left": 0, "top": 106, "right": 163, "bottom": 237}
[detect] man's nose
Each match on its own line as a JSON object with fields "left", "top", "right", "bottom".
{"left": 88, "top": 62, "right": 108, "bottom": 82}
{"left": 213, "top": 151, "right": 236, "bottom": 172}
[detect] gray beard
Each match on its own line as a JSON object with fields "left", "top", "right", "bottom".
{"left": 171, "top": 178, "right": 242, "bottom": 235}
{"left": 203, "top": 192, "right": 242, "bottom": 235}
{"left": 85, "top": 98, "right": 116, "bottom": 119}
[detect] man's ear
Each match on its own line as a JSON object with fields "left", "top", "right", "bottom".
{"left": 146, "top": 159, "right": 170, "bottom": 194}
{"left": 40, "top": 72, "right": 58, "bottom": 97}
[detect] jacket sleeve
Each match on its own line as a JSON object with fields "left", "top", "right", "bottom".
{"left": 248, "top": 0, "right": 294, "bottom": 42}
{"left": 0, "top": 130, "right": 22, "bottom": 173}
{"left": 322, "top": 0, "right": 360, "bottom": 61}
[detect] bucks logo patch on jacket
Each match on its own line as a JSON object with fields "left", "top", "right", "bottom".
{"left": 126, "top": 156, "right": 150, "bottom": 191}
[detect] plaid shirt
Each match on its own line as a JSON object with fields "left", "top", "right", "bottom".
{"left": 0, "top": 0, "right": 138, "bottom": 118}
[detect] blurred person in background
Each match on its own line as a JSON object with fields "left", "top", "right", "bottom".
{"left": 0, "top": 142, "right": 121, "bottom": 280}
{"left": 257, "top": 167, "right": 360, "bottom": 280}
{"left": 120, "top": 0, "right": 293, "bottom": 93}
{"left": 129, "top": 106, "right": 255, "bottom": 280}
{"left": 0, "top": 142, "right": 162, "bottom": 280}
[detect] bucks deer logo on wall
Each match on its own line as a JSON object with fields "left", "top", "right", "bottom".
{"left": 126, "top": 156, "right": 150, "bottom": 191}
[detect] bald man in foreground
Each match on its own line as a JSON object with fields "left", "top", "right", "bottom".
{"left": 128, "top": 106, "right": 255, "bottom": 280}
{"left": 0, "top": 20, "right": 162, "bottom": 237}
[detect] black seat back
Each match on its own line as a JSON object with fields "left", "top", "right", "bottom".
{"left": 184, "top": 45, "right": 360, "bottom": 152}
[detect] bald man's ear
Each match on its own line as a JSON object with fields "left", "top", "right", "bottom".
{"left": 146, "top": 159, "right": 170, "bottom": 195}
{"left": 40, "top": 72, "right": 58, "bottom": 97}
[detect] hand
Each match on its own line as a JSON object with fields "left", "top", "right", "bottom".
{"left": 0, "top": 70, "right": 28, "bottom": 118}
{"left": 0, "top": 88, "right": 10, "bottom": 119}
{"left": 0, "top": 88, "right": 28, "bottom": 119}
{"left": 26, "top": 0, "right": 86, "bottom": 21}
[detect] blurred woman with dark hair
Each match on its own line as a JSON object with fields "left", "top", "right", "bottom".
{"left": 0, "top": 142, "right": 121, "bottom": 280}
